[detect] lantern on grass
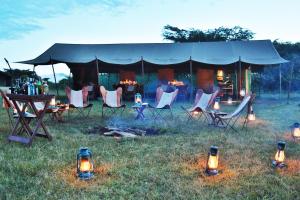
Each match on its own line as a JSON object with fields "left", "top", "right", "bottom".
{"left": 240, "top": 89, "right": 246, "bottom": 97}
{"left": 248, "top": 106, "right": 256, "bottom": 121}
{"left": 291, "top": 122, "right": 300, "bottom": 140}
{"left": 77, "top": 147, "right": 94, "bottom": 180}
{"left": 213, "top": 97, "right": 220, "bottom": 110}
{"left": 272, "top": 141, "right": 286, "bottom": 168}
{"left": 206, "top": 146, "right": 219, "bottom": 176}
{"left": 192, "top": 107, "right": 201, "bottom": 117}
{"left": 134, "top": 93, "right": 142, "bottom": 105}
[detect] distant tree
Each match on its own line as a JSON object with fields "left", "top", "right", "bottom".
{"left": 272, "top": 41, "right": 300, "bottom": 102}
{"left": 4, "top": 68, "right": 39, "bottom": 80}
{"left": 162, "top": 25, "right": 255, "bottom": 42}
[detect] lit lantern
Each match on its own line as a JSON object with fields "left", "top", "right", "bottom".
{"left": 134, "top": 93, "right": 142, "bottom": 105}
{"left": 206, "top": 146, "right": 219, "bottom": 176}
{"left": 291, "top": 122, "right": 300, "bottom": 140}
{"left": 50, "top": 97, "right": 56, "bottom": 106}
{"left": 248, "top": 111, "right": 256, "bottom": 121}
{"left": 240, "top": 89, "right": 246, "bottom": 97}
{"left": 213, "top": 98, "right": 220, "bottom": 110}
{"left": 217, "top": 70, "right": 224, "bottom": 81}
{"left": 192, "top": 108, "right": 201, "bottom": 117}
{"left": 77, "top": 147, "right": 94, "bottom": 180}
{"left": 272, "top": 141, "right": 286, "bottom": 168}
{"left": 227, "top": 97, "right": 233, "bottom": 105}
{"left": 248, "top": 107, "right": 256, "bottom": 121}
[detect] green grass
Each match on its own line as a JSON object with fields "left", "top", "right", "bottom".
{"left": 0, "top": 96, "right": 299, "bottom": 199}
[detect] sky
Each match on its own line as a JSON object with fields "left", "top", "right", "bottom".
{"left": 0, "top": 0, "right": 299, "bottom": 79}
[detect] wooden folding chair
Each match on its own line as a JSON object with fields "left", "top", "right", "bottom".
{"left": 66, "top": 86, "right": 93, "bottom": 117}
{"left": 181, "top": 88, "right": 219, "bottom": 123}
{"left": 148, "top": 87, "right": 178, "bottom": 122}
{"left": 100, "top": 86, "right": 126, "bottom": 117}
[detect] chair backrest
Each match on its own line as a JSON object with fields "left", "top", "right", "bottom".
{"left": 100, "top": 86, "right": 122, "bottom": 107}
{"left": 66, "top": 86, "right": 89, "bottom": 108}
{"left": 192, "top": 88, "right": 219, "bottom": 111}
{"left": 156, "top": 89, "right": 178, "bottom": 109}
{"left": 0, "top": 89, "right": 12, "bottom": 109}
{"left": 70, "top": 90, "right": 84, "bottom": 107}
{"left": 228, "top": 95, "right": 251, "bottom": 118}
{"left": 195, "top": 92, "right": 213, "bottom": 110}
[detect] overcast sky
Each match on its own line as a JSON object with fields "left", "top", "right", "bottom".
{"left": 0, "top": 0, "right": 299, "bottom": 78}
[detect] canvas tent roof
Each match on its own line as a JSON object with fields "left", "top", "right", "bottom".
{"left": 18, "top": 40, "right": 288, "bottom": 66}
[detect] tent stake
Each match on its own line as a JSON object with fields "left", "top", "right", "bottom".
{"left": 50, "top": 59, "right": 59, "bottom": 97}
{"left": 189, "top": 57, "right": 193, "bottom": 102}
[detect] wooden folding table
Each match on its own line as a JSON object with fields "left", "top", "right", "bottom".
{"left": 6, "top": 94, "right": 54, "bottom": 146}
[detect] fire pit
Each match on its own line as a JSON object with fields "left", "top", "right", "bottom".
{"left": 86, "top": 126, "right": 163, "bottom": 137}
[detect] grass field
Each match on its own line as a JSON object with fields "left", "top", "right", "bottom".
{"left": 0, "top": 95, "right": 299, "bottom": 199}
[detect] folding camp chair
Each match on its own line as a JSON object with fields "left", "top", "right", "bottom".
{"left": 148, "top": 87, "right": 178, "bottom": 122}
{"left": 210, "top": 95, "right": 251, "bottom": 133}
{"left": 100, "top": 86, "right": 126, "bottom": 117}
{"left": 181, "top": 88, "right": 219, "bottom": 122}
{"left": 65, "top": 86, "right": 93, "bottom": 117}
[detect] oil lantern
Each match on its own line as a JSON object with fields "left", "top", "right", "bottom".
{"left": 213, "top": 97, "right": 220, "bottom": 110}
{"left": 272, "top": 141, "right": 286, "bottom": 168}
{"left": 50, "top": 97, "right": 56, "bottom": 106}
{"left": 135, "top": 93, "right": 142, "bottom": 105}
{"left": 206, "top": 146, "right": 219, "bottom": 176}
{"left": 217, "top": 70, "right": 224, "bottom": 81}
{"left": 240, "top": 89, "right": 246, "bottom": 97}
{"left": 227, "top": 97, "right": 233, "bottom": 105}
{"left": 248, "top": 106, "right": 256, "bottom": 121}
{"left": 291, "top": 122, "right": 300, "bottom": 140}
{"left": 77, "top": 147, "right": 94, "bottom": 180}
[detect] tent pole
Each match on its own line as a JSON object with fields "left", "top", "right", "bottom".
{"left": 95, "top": 57, "right": 100, "bottom": 86}
{"left": 50, "top": 58, "right": 59, "bottom": 97}
{"left": 189, "top": 57, "right": 193, "bottom": 102}
{"left": 141, "top": 56, "right": 145, "bottom": 98}
{"left": 235, "top": 63, "right": 238, "bottom": 100}
{"left": 279, "top": 64, "right": 282, "bottom": 99}
{"left": 238, "top": 56, "right": 242, "bottom": 99}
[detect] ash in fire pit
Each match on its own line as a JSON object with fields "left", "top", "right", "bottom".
{"left": 86, "top": 126, "right": 162, "bottom": 138}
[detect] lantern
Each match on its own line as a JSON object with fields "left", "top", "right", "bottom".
{"left": 213, "top": 98, "right": 220, "bottom": 110}
{"left": 272, "top": 141, "right": 286, "bottom": 168}
{"left": 50, "top": 97, "right": 56, "bottom": 106}
{"left": 206, "top": 146, "right": 219, "bottom": 176}
{"left": 227, "top": 97, "right": 233, "bottom": 105}
{"left": 248, "top": 110, "right": 256, "bottom": 121}
{"left": 240, "top": 89, "right": 246, "bottom": 97}
{"left": 217, "top": 70, "right": 224, "bottom": 81}
{"left": 291, "top": 122, "right": 300, "bottom": 140}
{"left": 77, "top": 147, "right": 94, "bottom": 180}
{"left": 192, "top": 107, "right": 201, "bottom": 117}
{"left": 248, "top": 106, "right": 255, "bottom": 121}
{"left": 134, "top": 93, "right": 142, "bottom": 105}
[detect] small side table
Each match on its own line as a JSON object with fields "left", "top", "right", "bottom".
{"left": 132, "top": 103, "right": 148, "bottom": 120}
